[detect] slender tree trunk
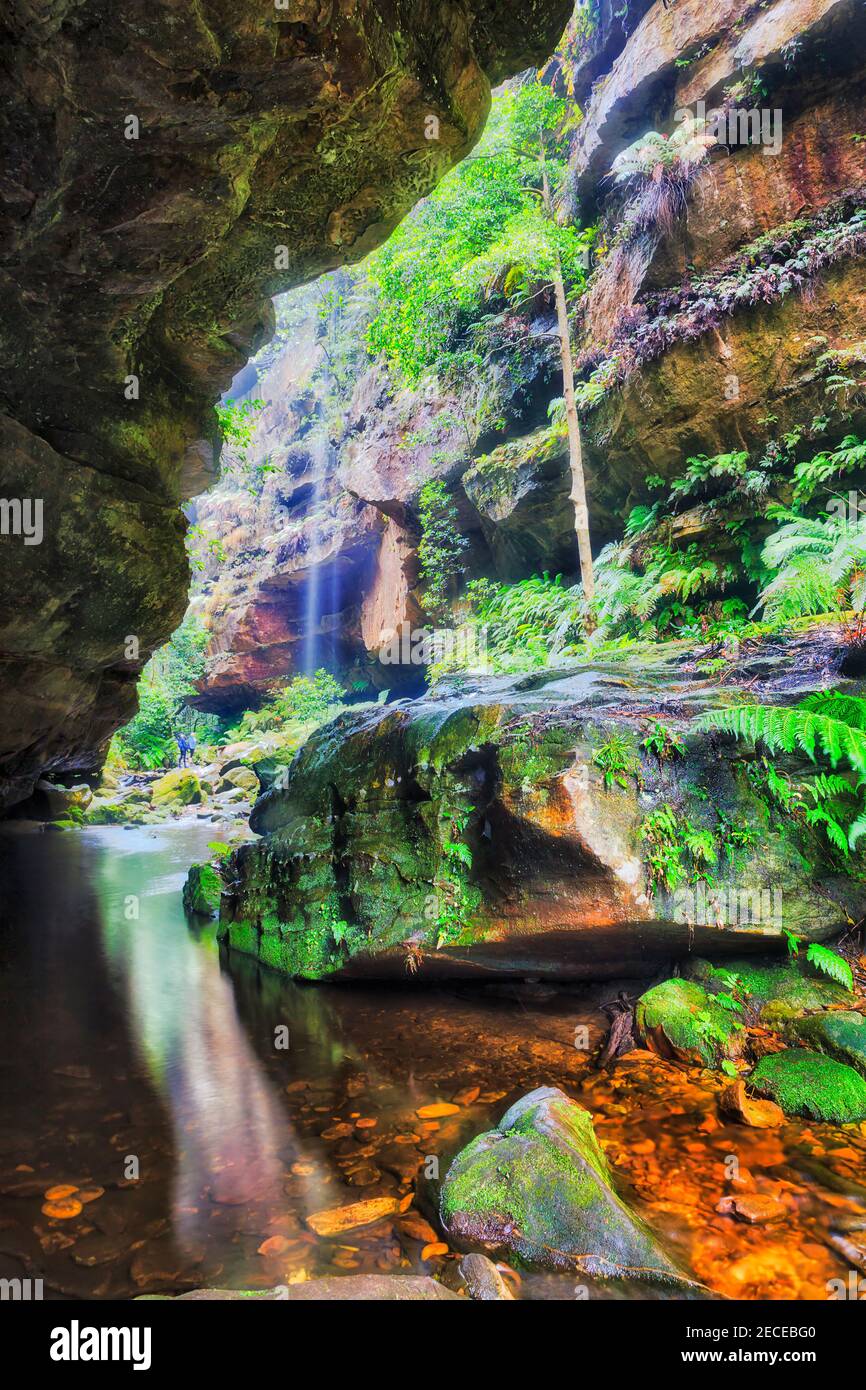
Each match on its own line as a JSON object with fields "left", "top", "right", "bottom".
{"left": 540, "top": 143, "right": 596, "bottom": 616}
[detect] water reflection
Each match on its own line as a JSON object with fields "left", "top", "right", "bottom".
{"left": 2, "top": 824, "right": 860, "bottom": 1300}
{"left": 90, "top": 828, "right": 300, "bottom": 1257}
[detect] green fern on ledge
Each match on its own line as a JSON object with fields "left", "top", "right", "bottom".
{"left": 697, "top": 694, "right": 866, "bottom": 858}
{"left": 805, "top": 941, "right": 854, "bottom": 991}
{"left": 697, "top": 699, "right": 866, "bottom": 776}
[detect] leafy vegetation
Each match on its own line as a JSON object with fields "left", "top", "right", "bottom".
{"left": 699, "top": 693, "right": 866, "bottom": 868}
{"left": 639, "top": 803, "right": 717, "bottom": 893}
{"left": 366, "top": 78, "right": 591, "bottom": 387}
{"left": 592, "top": 732, "right": 641, "bottom": 790}
{"left": 433, "top": 807, "right": 481, "bottom": 948}
{"left": 417, "top": 480, "right": 470, "bottom": 619}
{"left": 226, "top": 669, "right": 345, "bottom": 740}
{"left": 112, "top": 618, "right": 214, "bottom": 770}
{"left": 609, "top": 116, "right": 715, "bottom": 234}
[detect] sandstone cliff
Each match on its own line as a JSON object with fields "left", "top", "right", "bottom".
{"left": 0, "top": 0, "right": 571, "bottom": 806}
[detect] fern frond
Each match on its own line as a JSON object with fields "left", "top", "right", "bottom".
{"left": 697, "top": 703, "right": 866, "bottom": 775}
{"left": 805, "top": 942, "right": 854, "bottom": 990}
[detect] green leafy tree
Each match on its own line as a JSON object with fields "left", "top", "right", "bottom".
{"left": 114, "top": 617, "right": 212, "bottom": 769}
{"left": 417, "top": 480, "right": 470, "bottom": 619}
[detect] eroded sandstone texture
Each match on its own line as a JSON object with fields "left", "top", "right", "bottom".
{"left": 0, "top": 0, "right": 571, "bottom": 805}
{"left": 219, "top": 629, "right": 865, "bottom": 981}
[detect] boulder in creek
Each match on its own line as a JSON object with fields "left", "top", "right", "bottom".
{"left": 151, "top": 770, "right": 204, "bottom": 809}
{"left": 24, "top": 780, "right": 93, "bottom": 820}
{"left": 789, "top": 1011, "right": 866, "bottom": 1079}
{"left": 182, "top": 863, "right": 223, "bottom": 918}
{"left": 218, "top": 766, "right": 260, "bottom": 797}
{"left": 218, "top": 634, "right": 865, "bottom": 981}
{"left": 635, "top": 978, "right": 745, "bottom": 1069}
{"left": 750, "top": 1049, "right": 866, "bottom": 1124}
{"left": 439, "top": 1086, "right": 699, "bottom": 1288}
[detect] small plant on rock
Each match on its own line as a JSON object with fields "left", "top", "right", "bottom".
{"left": 609, "top": 116, "right": 715, "bottom": 233}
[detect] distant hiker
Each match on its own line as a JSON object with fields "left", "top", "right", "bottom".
{"left": 176, "top": 732, "right": 188, "bottom": 767}
{"left": 186, "top": 731, "right": 197, "bottom": 765}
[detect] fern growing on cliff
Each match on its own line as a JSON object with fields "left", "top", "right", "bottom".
{"left": 699, "top": 694, "right": 866, "bottom": 859}
{"left": 609, "top": 116, "right": 715, "bottom": 232}
{"left": 755, "top": 507, "right": 866, "bottom": 622}
{"left": 698, "top": 700, "right": 866, "bottom": 775}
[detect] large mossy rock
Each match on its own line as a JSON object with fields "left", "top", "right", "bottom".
{"left": 790, "top": 1012, "right": 866, "bottom": 1080}
{"left": 183, "top": 863, "right": 223, "bottom": 918}
{"left": 219, "top": 639, "right": 864, "bottom": 981}
{"left": 635, "top": 978, "right": 743, "bottom": 1068}
{"left": 439, "top": 1087, "right": 693, "bottom": 1286}
{"left": 686, "top": 956, "right": 853, "bottom": 1026}
{"left": 151, "top": 770, "right": 203, "bottom": 809}
{"left": 750, "top": 1050, "right": 866, "bottom": 1124}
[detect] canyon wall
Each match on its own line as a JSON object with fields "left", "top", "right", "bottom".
{"left": 0, "top": 0, "right": 571, "bottom": 805}
{"left": 187, "top": 0, "right": 866, "bottom": 710}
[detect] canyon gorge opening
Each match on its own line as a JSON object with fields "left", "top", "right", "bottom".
{"left": 2, "top": 0, "right": 866, "bottom": 1344}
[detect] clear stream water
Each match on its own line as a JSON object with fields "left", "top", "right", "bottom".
{"left": 0, "top": 824, "right": 863, "bottom": 1300}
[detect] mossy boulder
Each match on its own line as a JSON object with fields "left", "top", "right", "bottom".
{"left": 686, "top": 957, "right": 852, "bottom": 1023}
{"left": 635, "top": 978, "right": 743, "bottom": 1068}
{"left": 750, "top": 1050, "right": 866, "bottom": 1124}
{"left": 789, "top": 1012, "right": 866, "bottom": 1080}
{"left": 83, "top": 797, "right": 146, "bottom": 825}
{"left": 30, "top": 780, "right": 92, "bottom": 819}
{"left": 439, "top": 1086, "right": 693, "bottom": 1285}
{"left": 183, "top": 863, "right": 223, "bottom": 918}
{"left": 218, "top": 766, "right": 260, "bottom": 797}
{"left": 151, "top": 770, "right": 203, "bottom": 809}
{"left": 221, "top": 650, "right": 865, "bottom": 982}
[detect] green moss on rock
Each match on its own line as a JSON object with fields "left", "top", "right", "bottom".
{"left": 750, "top": 1049, "right": 866, "bottom": 1124}
{"left": 183, "top": 863, "right": 223, "bottom": 918}
{"left": 440, "top": 1086, "right": 692, "bottom": 1284}
{"left": 687, "top": 957, "right": 851, "bottom": 1019}
{"left": 636, "top": 978, "right": 742, "bottom": 1068}
{"left": 152, "top": 769, "right": 203, "bottom": 808}
{"left": 790, "top": 1011, "right": 866, "bottom": 1080}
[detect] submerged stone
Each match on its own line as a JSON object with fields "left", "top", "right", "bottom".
{"left": 750, "top": 1050, "right": 866, "bottom": 1125}
{"left": 439, "top": 1086, "right": 695, "bottom": 1285}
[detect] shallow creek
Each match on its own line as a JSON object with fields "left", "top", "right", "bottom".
{"left": 0, "top": 824, "right": 863, "bottom": 1300}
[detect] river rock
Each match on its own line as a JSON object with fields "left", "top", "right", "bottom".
{"left": 219, "top": 636, "right": 863, "bottom": 981}
{"left": 151, "top": 770, "right": 204, "bottom": 809}
{"left": 789, "top": 1011, "right": 866, "bottom": 1079}
{"left": 439, "top": 1086, "right": 692, "bottom": 1284}
{"left": 636, "top": 978, "right": 744, "bottom": 1068}
{"left": 218, "top": 766, "right": 260, "bottom": 797}
{"left": 750, "top": 1049, "right": 866, "bottom": 1124}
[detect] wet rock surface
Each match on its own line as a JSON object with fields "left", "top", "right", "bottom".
{"left": 440, "top": 1086, "right": 696, "bottom": 1286}
{"left": 220, "top": 630, "right": 865, "bottom": 981}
